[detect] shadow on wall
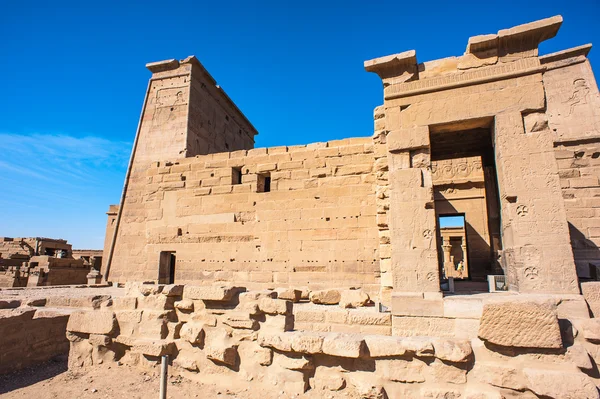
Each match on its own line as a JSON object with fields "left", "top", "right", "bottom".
{"left": 568, "top": 222, "right": 600, "bottom": 279}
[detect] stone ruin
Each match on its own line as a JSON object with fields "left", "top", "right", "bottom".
{"left": 0, "top": 237, "right": 102, "bottom": 287}
{"left": 3, "top": 15, "right": 600, "bottom": 398}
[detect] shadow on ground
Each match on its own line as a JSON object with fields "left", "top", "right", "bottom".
{"left": 0, "top": 356, "right": 68, "bottom": 395}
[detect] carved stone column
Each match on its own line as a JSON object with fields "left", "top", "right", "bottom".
{"left": 494, "top": 111, "right": 578, "bottom": 293}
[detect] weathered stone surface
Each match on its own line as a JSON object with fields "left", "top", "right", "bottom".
{"left": 132, "top": 339, "right": 175, "bottom": 356}
{"left": 174, "top": 299, "right": 194, "bottom": 311}
{"left": 566, "top": 344, "right": 593, "bottom": 370}
{"left": 161, "top": 284, "right": 184, "bottom": 297}
{"left": 238, "top": 343, "right": 272, "bottom": 366}
{"left": 88, "top": 334, "right": 111, "bottom": 346}
{"left": 183, "top": 286, "right": 240, "bottom": 302}
{"left": 258, "top": 297, "right": 292, "bottom": 315}
{"left": 67, "top": 311, "right": 116, "bottom": 335}
{"left": 523, "top": 368, "right": 599, "bottom": 399}
{"left": 273, "top": 352, "right": 314, "bottom": 370}
{"left": 322, "top": 333, "right": 365, "bottom": 358}
{"left": 420, "top": 385, "right": 463, "bottom": 399}
{"left": 478, "top": 302, "right": 562, "bottom": 348}
{"left": 463, "top": 385, "right": 504, "bottom": 399}
{"left": 276, "top": 288, "right": 301, "bottom": 302}
{"left": 432, "top": 339, "right": 473, "bottom": 362}
{"left": 470, "top": 362, "right": 526, "bottom": 391}
{"left": 309, "top": 290, "right": 341, "bottom": 305}
{"left": 204, "top": 327, "right": 238, "bottom": 366}
{"left": 111, "top": 297, "right": 137, "bottom": 310}
{"left": 429, "top": 359, "right": 467, "bottom": 384}
{"left": 339, "top": 289, "right": 370, "bottom": 308}
{"left": 365, "top": 335, "right": 408, "bottom": 357}
{"left": 291, "top": 331, "right": 324, "bottom": 354}
{"left": 223, "top": 313, "right": 258, "bottom": 330}
{"left": 258, "top": 331, "right": 294, "bottom": 352}
{"left": 580, "top": 318, "right": 600, "bottom": 343}
{"left": 179, "top": 322, "right": 204, "bottom": 345}
{"left": 581, "top": 282, "right": 600, "bottom": 317}
{"left": 380, "top": 358, "right": 426, "bottom": 383}
{"left": 312, "top": 367, "right": 346, "bottom": 391}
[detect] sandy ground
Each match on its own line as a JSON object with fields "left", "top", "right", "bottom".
{"left": 0, "top": 358, "right": 358, "bottom": 399}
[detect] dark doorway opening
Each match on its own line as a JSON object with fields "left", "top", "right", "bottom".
{"left": 158, "top": 251, "right": 176, "bottom": 284}
{"left": 429, "top": 120, "right": 503, "bottom": 292}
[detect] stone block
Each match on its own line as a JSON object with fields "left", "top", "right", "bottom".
{"left": 67, "top": 311, "right": 116, "bottom": 335}
{"left": 179, "top": 322, "right": 205, "bottom": 345}
{"left": 258, "top": 331, "right": 294, "bottom": 352}
{"left": 88, "top": 334, "right": 111, "bottom": 347}
{"left": 443, "top": 297, "right": 483, "bottom": 319}
{"left": 223, "top": 313, "right": 259, "bottom": 330}
{"left": 379, "top": 358, "right": 426, "bottom": 383}
{"left": 322, "top": 333, "right": 365, "bottom": 358}
{"left": 183, "top": 285, "right": 241, "bottom": 302}
{"left": 470, "top": 362, "right": 526, "bottom": 391}
{"left": 580, "top": 318, "right": 600, "bottom": 343}
{"left": 339, "top": 289, "right": 370, "bottom": 308}
{"left": 566, "top": 344, "right": 593, "bottom": 371}
{"left": 387, "top": 126, "right": 430, "bottom": 152}
{"left": 161, "top": 284, "right": 184, "bottom": 297}
{"left": 581, "top": 282, "right": 600, "bottom": 317}
{"left": 204, "top": 327, "right": 238, "bottom": 366}
{"left": 136, "top": 295, "right": 175, "bottom": 310}
{"left": 429, "top": 359, "right": 467, "bottom": 384}
{"left": 312, "top": 367, "right": 345, "bottom": 391}
{"left": 365, "top": 335, "right": 407, "bottom": 357}
{"left": 523, "top": 368, "right": 599, "bottom": 399}
{"left": 478, "top": 302, "right": 562, "bottom": 348}
{"left": 174, "top": 299, "right": 194, "bottom": 311}
{"left": 391, "top": 294, "right": 444, "bottom": 317}
{"left": 273, "top": 352, "right": 314, "bottom": 371}
{"left": 291, "top": 331, "right": 324, "bottom": 354}
{"left": 258, "top": 297, "right": 292, "bottom": 315}
{"left": 132, "top": 339, "right": 175, "bottom": 357}
{"left": 432, "top": 339, "right": 473, "bottom": 362}
{"left": 276, "top": 288, "right": 301, "bottom": 302}
{"left": 111, "top": 297, "right": 137, "bottom": 310}
{"left": 310, "top": 289, "right": 341, "bottom": 305}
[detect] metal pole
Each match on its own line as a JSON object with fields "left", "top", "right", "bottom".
{"left": 160, "top": 355, "right": 168, "bottom": 399}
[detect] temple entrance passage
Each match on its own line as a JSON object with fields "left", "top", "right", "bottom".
{"left": 430, "top": 121, "right": 503, "bottom": 288}
{"left": 158, "top": 251, "right": 176, "bottom": 284}
{"left": 438, "top": 215, "right": 468, "bottom": 279}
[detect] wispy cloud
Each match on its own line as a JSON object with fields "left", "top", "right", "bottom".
{"left": 0, "top": 132, "right": 131, "bottom": 248}
{"left": 0, "top": 133, "right": 131, "bottom": 187}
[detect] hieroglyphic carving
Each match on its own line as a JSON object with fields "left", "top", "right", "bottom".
{"left": 385, "top": 57, "right": 542, "bottom": 99}
{"left": 431, "top": 157, "right": 484, "bottom": 185}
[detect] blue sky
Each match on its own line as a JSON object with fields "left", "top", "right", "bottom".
{"left": 1, "top": 1, "right": 599, "bottom": 249}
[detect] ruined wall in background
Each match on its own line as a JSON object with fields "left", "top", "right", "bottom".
{"left": 0, "top": 308, "right": 69, "bottom": 374}
{"left": 109, "top": 138, "right": 381, "bottom": 295}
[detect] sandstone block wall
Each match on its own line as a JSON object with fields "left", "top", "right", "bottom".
{"left": 109, "top": 138, "right": 382, "bottom": 295}
{"left": 65, "top": 282, "right": 600, "bottom": 398}
{"left": 542, "top": 48, "right": 600, "bottom": 278}
{"left": 0, "top": 307, "right": 70, "bottom": 374}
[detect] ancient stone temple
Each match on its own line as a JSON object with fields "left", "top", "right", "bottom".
{"left": 104, "top": 15, "right": 600, "bottom": 303}
{"left": 5, "top": 15, "right": 600, "bottom": 399}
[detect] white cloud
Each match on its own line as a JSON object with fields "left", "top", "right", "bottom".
{"left": 0, "top": 132, "right": 131, "bottom": 186}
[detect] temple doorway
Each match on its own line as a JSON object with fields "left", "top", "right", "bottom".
{"left": 158, "top": 251, "right": 176, "bottom": 284}
{"left": 430, "top": 120, "right": 503, "bottom": 291}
